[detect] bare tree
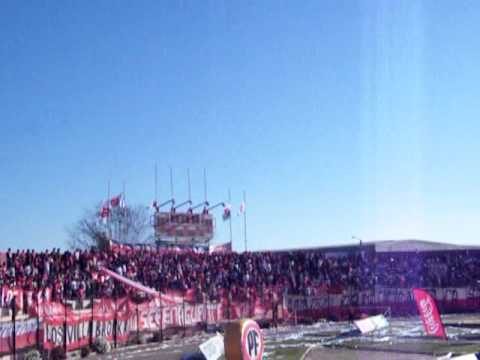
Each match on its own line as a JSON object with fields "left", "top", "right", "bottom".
{"left": 67, "top": 203, "right": 153, "bottom": 249}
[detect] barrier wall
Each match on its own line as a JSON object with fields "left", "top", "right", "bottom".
{"left": 1, "top": 285, "right": 480, "bottom": 355}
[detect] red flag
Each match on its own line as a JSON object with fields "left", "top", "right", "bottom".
{"left": 110, "top": 194, "right": 122, "bottom": 207}
{"left": 100, "top": 206, "right": 110, "bottom": 218}
{"left": 412, "top": 288, "right": 447, "bottom": 339}
{"left": 222, "top": 204, "right": 231, "bottom": 221}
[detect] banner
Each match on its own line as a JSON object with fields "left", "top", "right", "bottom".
{"left": 99, "top": 267, "right": 158, "bottom": 296}
{"left": 153, "top": 212, "right": 214, "bottom": 244}
{"left": 0, "top": 318, "right": 39, "bottom": 355}
{"left": 413, "top": 288, "right": 447, "bottom": 339}
{"left": 1, "top": 286, "right": 23, "bottom": 312}
{"left": 8, "top": 285, "right": 480, "bottom": 354}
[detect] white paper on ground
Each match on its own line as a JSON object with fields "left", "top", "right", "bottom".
{"left": 450, "top": 353, "right": 480, "bottom": 360}
{"left": 199, "top": 333, "right": 225, "bottom": 360}
{"left": 354, "top": 314, "right": 389, "bottom": 334}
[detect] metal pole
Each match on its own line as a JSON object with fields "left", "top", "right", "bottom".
{"left": 154, "top": 163, "right": 158, "bottom": 201}
{"left": 243, "top": 190, "right": 247, "bottom": 252}
{"left": 136, "top": 303, "right": 140, "bottom": 339}
{"left": 12, "top": 295, "right": 16, "bottom": 360}
{"left": 228, "top": 189, "right": 233, "bottom": 245}
{"left": 107, "top": 180, "right": 111, "bottom": 240}
{"left": 63, "top": 286, "right": 67, "bottom": 354}
{"left": 160, "top": 298, "right": 163, "bottom": 342}
{"left": 169, "top": 167, "right": 174, "bottom": 199}
{"left": 36, "top": 293, "right": 40, "bottom": 350}
{"left": 182, "top": 297, "right": 186, "bottom": 337}
{"left": 203, "top": 168, "right": 208, "bottom": 202}
{"left": 90, "top": 294, "right": 94, "bottom": 347}
{"left": 114, "top": 294, "right": 117, "bottom": 349}
{"left": 187, "top": 169, "right": 191, "bottom": 203}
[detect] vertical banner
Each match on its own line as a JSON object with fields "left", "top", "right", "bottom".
{"left": 412, "top": 288, "right": 447, "bottom": 340}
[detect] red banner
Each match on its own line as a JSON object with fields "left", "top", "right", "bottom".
{"left": 412, "top": 288, "right": 447, "bottom": 339}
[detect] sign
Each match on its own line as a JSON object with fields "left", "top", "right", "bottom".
{"left": 0, "top": 318, "right": 38, "bottom": 355}
{"left": 153, "top": 212, "right": 214, "bottom": 244}
{"left": 199, "top": 333, "right": 224, "bottom": 360}
{"left": 241, "top": 320, "right": 264, "bottom": 360}
{"left": 354, "top": 315, "right": 389, "bottom": 334}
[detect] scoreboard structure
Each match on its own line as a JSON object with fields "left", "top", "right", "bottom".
{"left": 153, "top": 211, "right": 214, "bottom": 246}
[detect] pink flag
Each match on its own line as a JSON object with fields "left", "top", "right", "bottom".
{"left": 412, "top": 288, "right": 447, "bottom": 339}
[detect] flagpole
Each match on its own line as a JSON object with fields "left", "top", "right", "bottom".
{"left": 122, "top": 181, "right": 126, "bottom": 243}
{"left": 228, "top": 189, "right": 233, "bottom": 246}
{"left": 243, "top": 190, "right": 247, "bottom": 252}
{"left": 154, "top": 163, "right": 158, "bottom": 202}
{"left": 170, "top": 167, "right": 174, "bottom": 201}
{"left": 107, "top": 180, "right": 111, "bottom": 241}
{"left": 187, "top": 168, "right": 191, "bottom": 203}
{"left": 203, "top": 168, "right": 208, "bottom": 203}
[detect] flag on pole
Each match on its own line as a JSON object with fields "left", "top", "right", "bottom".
{"left": 110, "top": 194, "right": 122, "bottom": 207}
{"left": 222, "top": 203, "right": 231, "bottom": 221}
{"left": 412, "top": 288, "right": 447, "bottom": 340}
{"left": 237, "top": 201, "right": 246, "bottom": 216}
{"left": 100, "top": 205, "right": 110, "bottom": 218}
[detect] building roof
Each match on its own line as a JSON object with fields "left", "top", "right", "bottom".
{"left": 256, "top": 239, "right": 480, "bottom": 254}
{"left": 367, "top": 239, "right": 480, "bottom": 253}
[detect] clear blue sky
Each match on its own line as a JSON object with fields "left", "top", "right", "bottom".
{"left": 1, "top": 1, "right": 479, "bottom": 251}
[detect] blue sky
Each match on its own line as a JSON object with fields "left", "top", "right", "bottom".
{"left": 1, "top": 1, "right": 479, "bottom": 251}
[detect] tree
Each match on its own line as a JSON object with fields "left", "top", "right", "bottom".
{"left": 67, "top": 203, "right": 153, "bottom": 249}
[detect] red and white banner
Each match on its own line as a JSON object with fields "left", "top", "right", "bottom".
{"left": 99, "top": 267, "right": 158, "bottom": 296}
{"left": 412, "top": 288, "right": 447, "bottom": 339}
{"left": 1, "top": 286, "right": 24, "bottom": 312}
{"left": 0, "top": 318, "right": 39, "bottom": 355}
{"left": 153, "top": 212, "right": 214, "bottom": 244}
{"left": 210, "top": 242, "right": 232, "bottom": 253}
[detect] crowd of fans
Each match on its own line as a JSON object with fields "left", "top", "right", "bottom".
{"left": 1, "top": 244, "right": 480, "bottom": 304}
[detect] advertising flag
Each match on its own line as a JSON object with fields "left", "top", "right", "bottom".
{"left": 413, "top": 288, "right": 447, "bottom": 340}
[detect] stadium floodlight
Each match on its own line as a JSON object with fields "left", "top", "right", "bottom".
{"left": 159, "top": 198, "right": 175, "bottom": 208}
{"left": 207, "top": 202, "right": 226, "bottom": 211}
{"left": 174, "top": 200, "right": 192, "bottom": 210}
{"left": 191, "top": 201, "right": 210, "bottom": 212}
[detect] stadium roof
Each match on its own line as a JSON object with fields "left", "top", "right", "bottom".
{"left": 369, "top": 239, "right": 480, "bottom": 253}
{"left": 259, "top": 239, "right": 480, "bottom": 254}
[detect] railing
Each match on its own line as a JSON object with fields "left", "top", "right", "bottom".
{"left": 2, "top": 285, "right": 480, "bottom": 357}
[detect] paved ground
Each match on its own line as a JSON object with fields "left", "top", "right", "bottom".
{"left": 303, "top": 347, "right": 434, "bottom": 360}
{"left": 94, "top": 344, "right": 438, "bottom": 360}
{"left": 93, "top": 338, "right": 206, "bottom": 360}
